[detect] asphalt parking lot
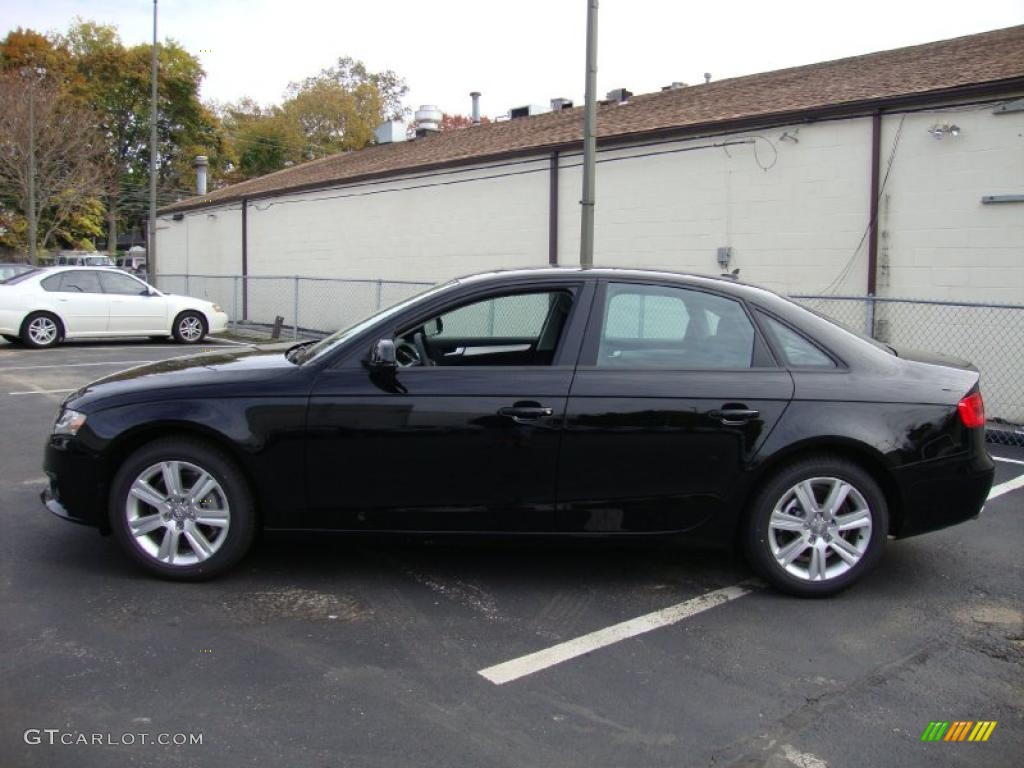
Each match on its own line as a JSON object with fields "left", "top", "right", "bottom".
{"left": 0, "top": 339, "right": 1021, "bottom": 768}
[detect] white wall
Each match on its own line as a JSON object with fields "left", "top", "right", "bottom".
{"left": 558, "top": 120, "right": 873, "bottom": 296}
{"left": 880, "top": 106, "right": 1024, "bottom": 303}
{"left": 156, "top": 101, "right": 1022, "bottom": 302}
{"left": 156, "top": 204, "right": 242, "bottom": 277}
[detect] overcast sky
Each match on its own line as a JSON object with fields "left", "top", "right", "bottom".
{"left": 3, "top": 0, "right": 1022, "bottom": 118}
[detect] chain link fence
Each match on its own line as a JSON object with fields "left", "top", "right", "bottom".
{"left": 794, "top": 295, "right": 1024, "bottom": 445}
{"left": 153, "top": 274, "right": 433, "bottom": 340}
{"left": 152, "top": 274, "right": 1023, "bottom": 446}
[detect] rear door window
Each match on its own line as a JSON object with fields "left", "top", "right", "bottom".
{"left": 58, "top": 271, "right": 104, "bottom": 294}
{"left": 596, "top": 283, "right": 755, "bottom": 369}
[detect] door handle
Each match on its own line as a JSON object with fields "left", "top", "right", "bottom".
{"left": 708, "top": 406, "right": 760, "bottom": 426}
{"left": 498, "top": 403, "right": 554, "bottom": 422}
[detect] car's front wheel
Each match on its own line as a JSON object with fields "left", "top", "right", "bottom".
{"left": 109, "top": 438, "right": 256, "bottom": 580}
{"left": 744, "top": 456, "right": 888, "bottom": 597}
{"left": 172, "top": 311, "right": 207, "bottom": 344}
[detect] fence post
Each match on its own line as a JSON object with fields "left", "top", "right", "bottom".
{"left": 865, "top": 294, "right": 876, "bottom": 338}
{"left": 375, "top": 279, "right": 383, "bottom": 310}
{"left": 293, "top": 276, "right": 299, "bottom": 339}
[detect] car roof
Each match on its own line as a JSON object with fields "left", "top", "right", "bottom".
{"left": 450, "top": 266, "right": 784, "bottom": 303}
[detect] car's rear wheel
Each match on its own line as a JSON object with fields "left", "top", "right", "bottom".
{"left": 21, "top": 312, "right": 62, "bottom": 348}
{"left": 109, "top": 438, "right": 255, "bottom": 580}
{"left": 172, "top": 311, "right": 207, "bottom": 344}
{"left": 745, "top": 456, "right": 888, "bottom": 597}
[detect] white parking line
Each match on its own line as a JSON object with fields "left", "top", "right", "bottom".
{"left": 988, "top": 474, "right": 1024, "bottom": 501}
{"left": 0, "top": 360, "right": 151, "bottom": 372}
{"left": 991, "top": 455, "right": 1024, "bottom": 466}
{"left": 478, "top": 582, "right": 756, "bottom": 685}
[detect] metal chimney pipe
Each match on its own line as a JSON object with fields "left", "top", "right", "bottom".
{"left": 193, "top": 155, "right": 209, "bottom": 196}
{"left": 470, "top": 91, "right": 481, "bottom": 125}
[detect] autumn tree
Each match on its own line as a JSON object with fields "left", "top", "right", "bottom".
{"left": 218, "top": 98, "right": 304, "bottom": 180}
{"left": 281, "top": 56, "right": 409, "bottom": 159}
{"left": 440, "top": 113, "right": 491, "bottom": 131}
{"left": 0, "top": 72, "right": 106, "bottom": 260}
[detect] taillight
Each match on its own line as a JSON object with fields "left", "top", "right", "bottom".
{"left": 957, "top": 391, "right": 985, "bottom": 428}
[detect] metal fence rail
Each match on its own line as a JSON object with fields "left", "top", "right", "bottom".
{"left": 154, "top": 274, "right": 433, "bottom": 339}
{"left": 153, "top": 275, "right": 1023, "bottom": 444}
{"left": 794, "top": 295, "right": 1024, "bottom": 444}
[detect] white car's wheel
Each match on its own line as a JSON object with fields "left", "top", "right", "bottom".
{"left": 172, "top": 311, "right": 207, "bottom": 344}
{"left": 21, "top": 312, "right": 63, "bottom": 349}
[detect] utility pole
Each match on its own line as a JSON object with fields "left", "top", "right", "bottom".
{"left": 579, "top": 0, "right": 599, "bottom": 268}
{"left": 148, "top": 0, "right": 159, "bottom": 277}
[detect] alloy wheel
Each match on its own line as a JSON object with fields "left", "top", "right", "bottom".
{"left": 767, "top": 476, "right": 873, "bottom": 582}
{"left": 27, "top": 316, "right": 58, "bottom": 346}
{"left": 125, "top": 460, "right": 231, "bottom": 566}
{"left": 178, "top": 315, "right": 204, "bottom": 342}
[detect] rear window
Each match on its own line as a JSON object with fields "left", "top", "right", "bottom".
{"left": 3, "top": 269, "right": 45, "bottom": 285}
{"left": 758, "top": 312, "right": 835, "bottom": 368}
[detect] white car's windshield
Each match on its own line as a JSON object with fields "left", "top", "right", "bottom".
{"left": 296, "top": 281, "right": 451, "bottom": 364}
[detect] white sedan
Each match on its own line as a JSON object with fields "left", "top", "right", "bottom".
{"left": 0, "top": 267, "right": 228, "bottom": 348}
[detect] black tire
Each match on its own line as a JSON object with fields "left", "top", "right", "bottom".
{"left": 20, "top": 311, "right": 63, "bottom": 348}
{"left": 744, "top": 455, "right": 888, "bottom": 597}
{"left": 2, "top": 334, "right": 21, "bottom": 343}
{"left": 172, "top": 311, "right": 207, "bottom": 344}
{"left": 109, "top": 437, "right": 256, "bottom": 580}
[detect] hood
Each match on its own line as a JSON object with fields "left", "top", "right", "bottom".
{"left": 66, "top": 342, "right": 300, "bottom": 411}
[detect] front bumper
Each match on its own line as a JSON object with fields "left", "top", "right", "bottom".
{"left": 209, "top": 311, "right": 229, "bottom": 334}
{"left": 42, "top": 436, "right": 109, "bottom": 530}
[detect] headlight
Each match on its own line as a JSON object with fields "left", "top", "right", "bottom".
{"left": 212, "top": 304, "right": 224, "bottom": 313}
{"left": 53, "top": 408, "right": 87, "bottom": 436}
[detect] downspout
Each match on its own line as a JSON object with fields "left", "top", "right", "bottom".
{"left": 866, "top": 111, "right": 882, "bottom": 298}
{"left": 549, "top": 151, "right": 559, "bottom": 265}
{"left": 241, "top": 197, "right": 248, "bottom": 321}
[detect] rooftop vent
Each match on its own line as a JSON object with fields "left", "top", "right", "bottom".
{"left": 606, "top": 88, "right": 632, "bottom": 104}
{"left": 661, "top": 82, "right": 687, "bottom": 91}
{"left": 704, "top": 72, "right": 712, "bottom": 84}
{"left": 550, "top": 97, "right": 574, "bottom": 111}
{"left": 470, "top": 91, "right": 481, "bottom": 125}
{"left": 509, "top": 104, "right": 549, "bottom": 119}
{"left": 414, "top": 105, "right": 442, "bottom": 136}
{"left": 374, "top": 119, "right": 407, "bottom": 144}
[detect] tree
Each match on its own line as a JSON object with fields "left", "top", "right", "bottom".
{"left": 0, "top": 72, "right": 106, "bottom": 260}
{"left": 280, "top": 56, "right": 409, "bottom": 160}
{"left": 57, "top": 20, "right": 228, "bottom": 252}
{"left": 440, "top": 113, "right": 491, "bottom": 131}
{"left": 218, "top": 98, "right": 304, "bottom": 180}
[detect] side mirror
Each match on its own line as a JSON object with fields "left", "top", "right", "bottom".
{"left": 369, "top": 338, "right": 397, "bottom": 368}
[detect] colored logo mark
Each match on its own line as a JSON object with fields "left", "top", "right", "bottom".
{"left": 920, "top": 721, "right": 997, "bottom": 742}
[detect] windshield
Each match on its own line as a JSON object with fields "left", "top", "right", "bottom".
{"left": 297, "top": 281, "right": 450, "bottom": 364}
{"left": 85, "top": 256, "right": 115, "bottom": 266}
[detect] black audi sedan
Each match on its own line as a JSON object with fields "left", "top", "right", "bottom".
{"left": 42, "top": 268, "right": 994, "bottom": 596}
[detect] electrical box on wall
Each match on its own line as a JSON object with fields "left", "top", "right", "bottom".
{"left": 717, "top": 247, "right": 732, "bottom": 269}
